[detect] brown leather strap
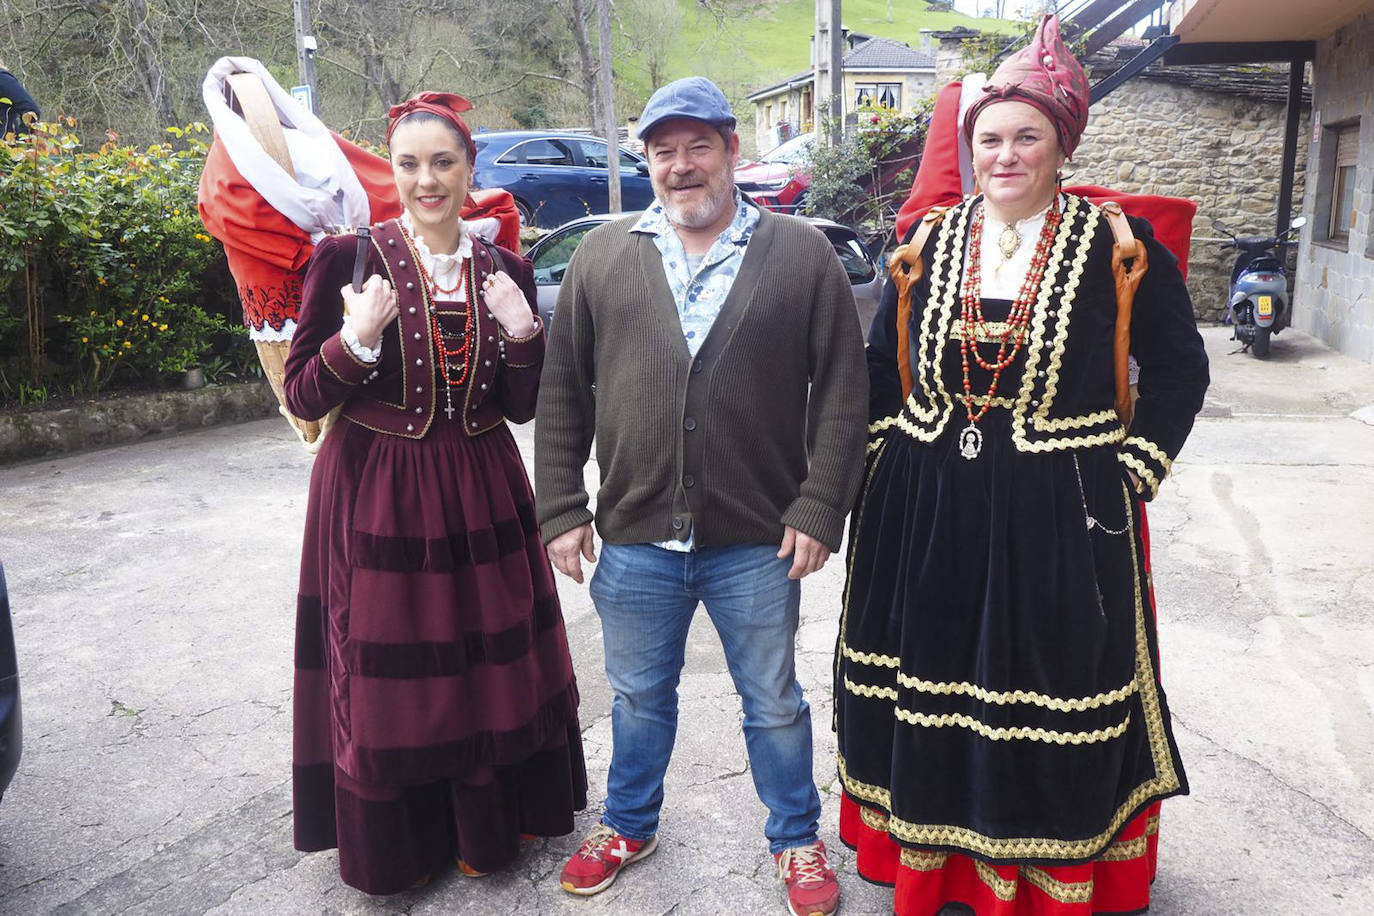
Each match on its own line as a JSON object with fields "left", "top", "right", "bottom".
{"left": 225, "top": 71, "right": 294, "bottom": 176}
{"left": 1100, "top": 201, "right": 1147, "bottom": 428}
{"left": 887, "top": 206, "right": 948, "bottom": 400}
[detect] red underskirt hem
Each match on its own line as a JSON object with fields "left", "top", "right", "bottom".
{"left": 839, "top": 795, "right": 1161, "bottom": 916}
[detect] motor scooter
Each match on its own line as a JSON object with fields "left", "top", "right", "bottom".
{"left": 1211, "top": 216, "right": 1306, "bottom": 358}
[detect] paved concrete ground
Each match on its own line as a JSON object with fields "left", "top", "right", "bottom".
{"left": 1, "top": 325, "right": 1372, "bottom": 915}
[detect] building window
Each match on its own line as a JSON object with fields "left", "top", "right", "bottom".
{"left": 855, "top": 82, "right": 902, "bottom": 110}
{"left": 1329, "top": 122, "right": 1359, "bottom": 240}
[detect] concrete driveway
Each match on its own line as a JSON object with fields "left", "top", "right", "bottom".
{"left": 0, "top": 325, "right": 1371, "bottom": 914}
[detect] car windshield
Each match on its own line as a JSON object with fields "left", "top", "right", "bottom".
{"left": 760, "top": 133, "right": 813, "bottom": 165}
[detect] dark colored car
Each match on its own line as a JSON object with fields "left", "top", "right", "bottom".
{"left": 733, "top": 132, "right": 814, "bottom": 214}
{"left": 471, "top": 130, "right": 658, "bottom": 229}
{"left": 0, "top": 562, "right": 20, "bottom": 803}
{"left": 526, "top": 210, "right": 882, "bottom": 336}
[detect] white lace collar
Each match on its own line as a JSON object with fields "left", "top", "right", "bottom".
{"left": 400, "top": 210, "right": 473, "bottom": 275}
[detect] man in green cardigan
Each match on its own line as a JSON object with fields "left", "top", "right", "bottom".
{"left": 535, "top": 76, "right": 867, "bottom": 916}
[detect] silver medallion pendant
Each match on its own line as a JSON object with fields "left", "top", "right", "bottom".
{"left": 958, "top": 423, "right": 984, "bottom": 460}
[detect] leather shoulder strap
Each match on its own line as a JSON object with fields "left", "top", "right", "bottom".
{"left": 225, "top": 71, "right": 293, "bottom": 176}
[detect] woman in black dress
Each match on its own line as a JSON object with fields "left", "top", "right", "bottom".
{"left": 283, "top": 91, "right": 586, "bottom": 895}
{"left": 834, "top": 17, "right": 1209, "bottom": 914}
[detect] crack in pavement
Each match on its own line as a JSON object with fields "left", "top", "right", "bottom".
{"left": 1174, "top": 713, "right": 1374, "bottom": 849}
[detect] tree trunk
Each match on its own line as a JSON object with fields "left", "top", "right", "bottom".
{"left": 568, "top": 0, "right": 599, "bottom": 128}
{"left": 595, "top": 0, "right": 620, "bottom": 212}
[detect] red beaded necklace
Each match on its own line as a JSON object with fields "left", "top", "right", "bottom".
{"left": 401, "top": 227, "right": 476, "bottom": 420}
{"left": 955, "top": 199, "right": 1062, "bottom": 459}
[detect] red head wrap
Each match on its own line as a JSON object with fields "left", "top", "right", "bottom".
{"left": 386, "top": 91, "right": 478, "bottom": 163}
{"left": 963, "top": 15, "right": 1090, "bottom": 157}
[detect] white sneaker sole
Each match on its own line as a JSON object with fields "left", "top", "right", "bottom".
{"left": 560, "top": 833, "right": 660, "bottom": 896}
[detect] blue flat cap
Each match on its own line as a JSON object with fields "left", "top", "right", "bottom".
{"left": 637, "top": 76, "right": 736, "bottom": 141}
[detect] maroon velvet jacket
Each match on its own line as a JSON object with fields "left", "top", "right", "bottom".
{"left": 283, "top": 219, "right": 543, "bottom": 439}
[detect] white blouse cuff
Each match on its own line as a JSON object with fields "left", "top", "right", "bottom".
{"left": 340, "top": 319, "right": 381, "bottom": 363}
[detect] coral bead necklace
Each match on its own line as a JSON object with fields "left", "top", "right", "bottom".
{"left": 411, "top": 246, "right": 475, "bottom": 420}
{"left": 956, "top": 199, "right": 1062, "bottom": 459}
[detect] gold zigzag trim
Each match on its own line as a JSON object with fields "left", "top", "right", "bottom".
{"left": 900, "top": 848, "right": 948, "bottom": 872}
{"left": 1098, "top": 833, "right": 1149, "bottom": 862}
{"left": 839, "top": 645, "right": 1137, "bottom": 712}
{"left": 841, "top": 644, "right": 900, "bottom": 668}
{"left": 978, "top": 861, "right": 1020, "bottom": 901}
{"left": 1119, "top": 451, "right": 1161, "bottom": 500}
{"left": 845, "top": 676, "right": 898, "bottom": 701}
{"left": 860, "top": 805, "right": 890, "bottom": 833}
{"left": 1022, "top": 866, "right": 1094, "bottom": 904}
{"left": 896, "top": 672, "right": 1138, "bottom": 712}
{"left": 891, "top": 708, "right": 1131, "bottom": 745}
{"left": 1124, "top": 435, "right": 1174, "bottom": 473}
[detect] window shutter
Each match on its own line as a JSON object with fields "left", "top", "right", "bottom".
{"left": 1335, "top": 123, "right": 1359, "bottom": 168}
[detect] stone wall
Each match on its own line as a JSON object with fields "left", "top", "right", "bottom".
{"left": 1070, "top": 78, "right": 1309, "bottom": 322}
{"left": 1296, "top": 11, "right": 1374, "bottom": 363}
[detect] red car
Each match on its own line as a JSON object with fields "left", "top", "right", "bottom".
{"left": 735, "top": 132, "right": 813, "bottom": 214}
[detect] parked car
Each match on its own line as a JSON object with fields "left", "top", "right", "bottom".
{"left": 526, "top": 210, "right": 882, "bottom": 336}
{"left": 0, "top": 561, "right": 20, "bottom": 803}
{"left": 733, "top": 132, "right": 814, "bottom": 214}
{"left": 471, "top": 130, "right": 657, "bottom": 229}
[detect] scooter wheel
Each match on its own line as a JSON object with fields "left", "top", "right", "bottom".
{"left": 1252, "top": 325, "right": 1272, "bottom": 358}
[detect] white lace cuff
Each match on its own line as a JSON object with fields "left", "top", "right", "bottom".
{"left": 340, "top": 320, "right": 381, "bottom": 363}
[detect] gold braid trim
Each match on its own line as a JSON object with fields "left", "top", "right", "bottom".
{"left": 1030, "top": 201, "right": 1094, "bottom": 433}
{"left": 1022, "top": 867, "right": 1094, "bottom": 904}
{"left": 841, "top": 643, "right": 901, "bottom": 668}
{"left": 1119, "top": 452, "right": 1161, "bottom": 500}
{"left": 900, "top": 848, "right": 948, "bottom": 871}
{"left": 1035, "top": 409, "right": 1119, "bottom": 432}
{"left": 1097, "top": 833, "right": 1149, "bottom": 862}
{"left": 892, "top": 708, "right": 1131, "bottom": 745}
{"left": 978, "top": 862, "right": 1020, "bottom": 901}
{"left": 859, "top": 805, "right": 890, "bottom": 833}
{"left": 1124, "top": 435, "right": 1174, "bottom": 472}
{"left": 844, "top": 676, "right": 899, "bottom": 701}
{"left": 896, "top": 672, "right": 1138, "bottom": 712}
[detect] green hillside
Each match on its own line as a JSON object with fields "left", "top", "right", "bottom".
{"left": 616, "top": 0, "right": 1019, "bottom": 105}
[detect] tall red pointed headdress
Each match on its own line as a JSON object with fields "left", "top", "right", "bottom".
{"left": 963, "top": 15, "right": 1090, "bottom": 157}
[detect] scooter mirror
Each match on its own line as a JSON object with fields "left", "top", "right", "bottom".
{"left": 1290, "top": 216, "right": 1308, "bottom": 230}
{"left": 1211, "top": 218, "right": 1230, "bottom": 234}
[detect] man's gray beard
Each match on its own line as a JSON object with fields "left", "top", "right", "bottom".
{"left": 657, "top": 170, "right": 735, "bottom": 230}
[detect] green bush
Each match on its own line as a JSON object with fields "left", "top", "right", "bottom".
{"left": 0, "top": 120, "right": 238, "bottom": 405}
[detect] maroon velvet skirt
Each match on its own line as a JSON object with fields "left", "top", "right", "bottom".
{"left": 292, "top": 415, "right": 587, "bottom": 895}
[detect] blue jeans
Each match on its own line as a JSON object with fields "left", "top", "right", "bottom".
{"left": 589, "top": 542, "right": 821, "bottom": 855}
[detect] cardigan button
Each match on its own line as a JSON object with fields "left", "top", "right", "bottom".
{"left": 692, "top": 359, "right": 703, "bottom": 374}
{"left": 672, "top": 517, "right": 684, "bottom": 531}
{"left": 683, "top": 474, "right": 695, "bottom": 488}
{"left": 406, "top": 423, "right": 414, "bottom": 431}
{"left": 683, "top": 417, "right": 697, "bottom": 431}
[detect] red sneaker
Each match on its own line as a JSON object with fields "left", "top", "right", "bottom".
{"left": 559, "top": 823, "right": 659, "bottom": 896}
{"left": 775, "top": 841, "right": 840, "bottom": 916}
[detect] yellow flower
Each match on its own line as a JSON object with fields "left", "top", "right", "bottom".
{"left": 82, "top": 336, "right": 89, "bottom": 343}
{"left": 194, "top": 232, "right": 211, "bottom": 243}
{"left": 116, "top": 319, "right": 124, "bottom": 327}
{"left": 97, "top": 277, "right": 107, "bottom": 286}
{"left": 124, "top": 341, "right": 132, "bottom": 348}
{"left": 142, "top": 314, "right": 149, "bottom": 321}
{"left": 173, "top": 209, "right": 181, "bottom": 216}
{"left": 160, "top": 323, "right": 169, "bottom": 331}
{"left": 90, "top": 310, "right": 97, "bottom": 316}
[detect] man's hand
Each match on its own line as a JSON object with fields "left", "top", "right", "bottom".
{"left": 547, "top": 524, "right": 597, "bottom": 584}
{"left": 778, "top": 526, "right": 831, "bottom": 580}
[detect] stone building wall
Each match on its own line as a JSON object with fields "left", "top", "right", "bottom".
{"left": 1296, "top": 11, "right": 1374, "bottom": 363}
{"left": 1070, "top": 78, "right": 1309, "bottom": 323}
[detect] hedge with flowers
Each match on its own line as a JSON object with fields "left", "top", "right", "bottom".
{"left": 0, "top": 121, "right": 249, "bottom": 407}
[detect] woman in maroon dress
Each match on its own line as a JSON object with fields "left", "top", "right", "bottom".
{"left": 283, "top": 91, "right": 586, "bottom": 895}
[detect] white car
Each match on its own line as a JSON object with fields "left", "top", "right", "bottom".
{"left": 526, "top": 211, "right": 883, "bottom": 337}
